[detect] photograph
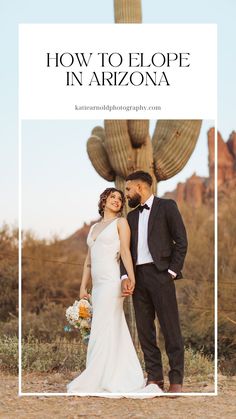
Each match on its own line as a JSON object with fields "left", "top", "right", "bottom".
{"left": 19, "top": 118, "right": 215, "bottom": 397}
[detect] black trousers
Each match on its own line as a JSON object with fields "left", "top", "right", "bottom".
{"left": 133, "top": 263, "right": 184, "bottom": 384}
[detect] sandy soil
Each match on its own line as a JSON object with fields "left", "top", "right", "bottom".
{"left": 0, "top": 372, "right": 236, "bottom": 418}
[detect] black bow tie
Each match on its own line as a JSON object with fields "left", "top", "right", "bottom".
{"left": 138, "top": 203, "right": 150, "bottom": 213}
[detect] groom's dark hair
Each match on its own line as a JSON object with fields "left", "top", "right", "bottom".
{"left": 126, "top": 171, "right": 153, "bottom": 186}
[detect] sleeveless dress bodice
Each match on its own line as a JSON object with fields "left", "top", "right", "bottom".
{"left": 87, "top": 218, "right": 121, "bottom": 286}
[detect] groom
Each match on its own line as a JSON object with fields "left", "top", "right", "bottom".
{"left": 120, "top": 170, "right": 188, "bottom": 393}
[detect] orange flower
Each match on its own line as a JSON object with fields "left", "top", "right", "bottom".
{"left": 79, "top": 306, "right": 91, "bottom": 318}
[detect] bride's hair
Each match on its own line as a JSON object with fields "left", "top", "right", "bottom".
{"left": 98, "top": 188, "right": 125, "bottom": 217}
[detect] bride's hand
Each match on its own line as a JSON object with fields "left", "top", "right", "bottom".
{"left": 121, "top": 278, "right": 135, "bottom": 297}
{"left": 79, "top": 287, "right": 91, "bottom": 300}
{"left": 129, "top": 279, "right": 135, "bottom": 293}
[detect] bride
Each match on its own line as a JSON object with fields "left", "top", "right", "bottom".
{"left": 66, "top": 187, "right": 163, "bottom": 397}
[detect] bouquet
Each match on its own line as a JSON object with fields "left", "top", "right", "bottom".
{"left": 65, "top": 297, "right": 93, "bottom": 344}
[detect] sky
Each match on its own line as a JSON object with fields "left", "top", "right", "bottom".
{"left": 21, "top": 119, "right": 213, "bottom": 238}
{"left": 0, "top": 0, "right": 235, "bottom": 239}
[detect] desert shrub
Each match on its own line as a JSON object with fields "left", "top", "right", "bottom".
{"left": 0, "top": 318, "right": 18, "bottom": 338}
{"left": 180, "top": 305, "right": 215, "bottom": 356}
{"left": 217, "top": 317, "right": 236, "bottom": 375}
{"left": 0, "top": 335, "right": 86, "bottom": 374}
{"left": 181, "top": 347, "right": 214, "bottom": 379}
{"left": 22, "top": 229, "right": 86, "bottom": 315}
{"left": 21, "top": 336, "right": 86, "bottom": 373}
{"left": 0, "top": 335, "right": 213, "bottom": 378}
{"left": 0, "top": 335, "right": 18, "bottom": 374}
{"left": 22, "top": 302, "right": 77, "bottom": 342}
{"left": 0, "top": 224, "right": 18, "bottom": 321}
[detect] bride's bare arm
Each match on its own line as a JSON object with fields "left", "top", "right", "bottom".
{"left": 118, "top": 218, "right": 135, "bottom": 292}
{"left": 79, "top": 248, "right": 92, "bottom": 299}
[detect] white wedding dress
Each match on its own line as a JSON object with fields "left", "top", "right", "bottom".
{"left": 67, "top": 218, "right": 163, "bottom": 398}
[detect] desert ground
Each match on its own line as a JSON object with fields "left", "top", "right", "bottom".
{"left": 0, "top": 372, "right": 236, "bottom": 418}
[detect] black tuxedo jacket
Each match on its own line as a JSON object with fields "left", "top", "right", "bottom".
{"left": 120, "top": 196, "right": 188, "bottom": 279}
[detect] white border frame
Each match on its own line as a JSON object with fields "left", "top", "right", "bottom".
{"left": 18, "top": 24, "right": 218, "bottom": 397}
{"left": 18, "top": 121, "right": 218, "bottom": 398}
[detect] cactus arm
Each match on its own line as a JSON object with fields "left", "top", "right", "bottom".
{"left": 128, "top": 120, "right": 149, "bottom": 147}
{"left": 104, "top": 120, "right": 135, "bottom": 177}
{"left": 87, "top": 134, "right": 116, "bottom": 181}
{"left": 152, "top": 120, "right": 202, "bottom": 181}
{"left": 91, "top": 126, "right": 105, "bottom": 142}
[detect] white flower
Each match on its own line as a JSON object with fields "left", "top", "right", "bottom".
{"left": 80, "top": 319, "right": 90, "bottom": 329}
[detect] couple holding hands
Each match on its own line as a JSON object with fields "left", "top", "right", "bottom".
{"left": 67, "top": 170, "right": 187, "bottom": 397}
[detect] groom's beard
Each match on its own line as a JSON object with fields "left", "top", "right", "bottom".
{"left": 128, "top": 193, "right": 142, "bottom": 208}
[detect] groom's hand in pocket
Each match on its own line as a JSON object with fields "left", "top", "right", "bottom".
{"left": 121, "top": 278, "right": 135, "bottom": 297}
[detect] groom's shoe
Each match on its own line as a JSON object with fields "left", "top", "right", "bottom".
{"left": 167, "top": 383, "right": 182, "bottom": 393}
{"left": 146, "top": 380, "right": 164, "bottom": 391}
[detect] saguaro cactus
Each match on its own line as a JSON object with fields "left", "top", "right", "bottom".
{"left": 86, "top": 0, "right": 202, "bottom": 344}
{"left": 87, "top": 119, "right": 202, "bottom": 205}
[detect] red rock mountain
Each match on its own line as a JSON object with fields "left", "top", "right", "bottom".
{"left": 163, "top": 128, "right": 236, "bottom": 207}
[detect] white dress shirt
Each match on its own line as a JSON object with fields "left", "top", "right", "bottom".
{"left": 121, "top": 194, "right": 176, "bottom": 279}
{"left": 136, "top": 194, "right": 154, "bottom": 265}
